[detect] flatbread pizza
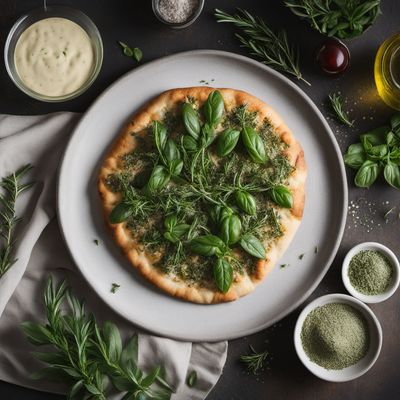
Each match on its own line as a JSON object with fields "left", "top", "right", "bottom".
{"left": 98, "top": 87, "right": 306, "bottom": 304}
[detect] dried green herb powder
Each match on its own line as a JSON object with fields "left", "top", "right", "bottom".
{"left": 301, "top": 303, "right": 370, "bottom": 370}
{"left": 348, "top": 250, "right": 393, "bottom": 295}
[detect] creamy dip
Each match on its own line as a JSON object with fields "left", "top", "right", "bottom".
{"left": 14, "top": 17, "right": 95, "bottom": 97}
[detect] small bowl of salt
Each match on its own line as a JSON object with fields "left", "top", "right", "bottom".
{"left": 342, "top": 242, "right": 400, "bottom": 304}
{"left": 152, "top": 0, "right": 204, "bottom": 29}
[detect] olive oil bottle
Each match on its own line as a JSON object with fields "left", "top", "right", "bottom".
{"left": 375, "top": 33, "right": 400, "bottom": 110}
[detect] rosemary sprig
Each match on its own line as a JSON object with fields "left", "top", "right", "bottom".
{"left": 214, "top": 8, "right": 310, "bottom": 86}
{"left": 240, "top": 345, "right": 269, "bottom": 375}
{"left": 329, "top": 93, "right": 354, "bottom": 127}
{"left": 22, "top": 277, "right": 173, "bottom": 400}
{"left": 0, "top": 164, "right": 34, "bottom": 278}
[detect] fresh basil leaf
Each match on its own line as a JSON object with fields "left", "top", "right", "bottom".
{"left": 346, "top": 143, "right": 364, "bottom": 154}
{"left": 163, "top": 139, "right": 180, "bottom": 162}
{"left": 344, "top": 149, "right": 366, "bottom": 169}
{"left": 390, "top": 147, "right": 400, "bottom": 164}
{"left": 133, "top": 47, "right": 142, "bottom": 62}
{"left": 186, "top": 370, "right": 197, "bottom": 388}
{"left": 182, "top": 135, "right": 198, "bottom": 151}
{"left": 147, "top": 165, "right": 170, "bottom": 192}
{"left": 391, "top": 113, "right": 400, "bottom": 135}
{"left": 182, "top": 103, "right": 201, "bottom": 140}
{"left": 216, "top": 128, "right": 241, "bottom": 157}
{"left": 360, "top": 126, "right": 390, "bottom": 149}
{"left": 240, "top": 234, "right": 266, "bottom": 259}
{"left": 220, "top": 214, "right": 242, "bottom": 245}
{"left": 386, "top": 131, "right": 397, "bottom": 147}
{"left": 354, "top": 160, "right": 380, "bottom": 188}
{"left": 152, "top": 121, "right": 167, "bottom": 162}
{"left": 235, "top": 190, "right": 257, "bottom": 215}
{"left": 109, "top": 202, "right": 133, "bottom": 224}
{"left": 168, "top": 159, "right": 183, "bottom": 176}
{"left": 164, "top": 214, "right": 178, "bottom": 231}
{"left": 213, "top": 258, "right": 233, "bottom": 293}
{"left": 204, "top": 90, "right": 224, "bottom": 127}
{"left": 132, "top": 169, "right": 152, "bottom": 188}
{"left": 269, "top": 185, "right": 293, "bottom": 208}
{"left": 367, "top": 144, "right": 388, "bottom": 160}
{"left": 190, "top": 235, "right": 226, "bottom": 256}
{"left": 201, "top": 123, "right": 215, "bottom": 148}
{"left": 172, "top": 224, "right": 190, "bottom": 238}
{"left": 384, "top": 163, "right": 400, "bottom": 189}
{"left": 241, "top": 126, "right": 267, "bottom": 164}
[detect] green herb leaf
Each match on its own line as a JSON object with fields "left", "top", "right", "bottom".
{"left": 213, "top": 258, "right": 233, "bottom": 293}
{"left": 390, "top": 113, "right": 400, "bottom": 135}
{"left": 133, "top": 47, "right": 143, "bottom": 62}
{"left": 164, "top": 214, "right": 178, "bottom": 231}
{"left": 186, "top": 370, "right": 197, "bottom": 387}
{"left": 328, "top": 93, "right": 354, "bottom": 127}
{"left": 216, "top": 128, "right": 241, "bottom": 157}
{"left": 163, "top": 139, "right": 180, "bottom": 163}
{"left": 182, "top": 103, "right": 201, "bottom": 140}
{"left": 269, "top": 185, "right": 293, "bottom": 208}
{"left": 220, "top": 214, "right": 242, "bottom": 245}
{"left": 360, "top": 126, "right": 389, "bottom": 150}
{"left": 111, "top": 283, "right": 121, "bottom": 294}
{"left": 344, "top": 143, "right": 366, "bottom": 169}
{"left": 204, "top": 90, "right": 224, "bottom": 127}
{"left": 182, "top": 135, "right": 198, "bottom": 151}
{"left": 367, "top": 144, "right": 388, "bottom": 160}
{"left": 241, "top": 126, "right": 267, "bottom": 163}
{"left": 235, "top": 190, "right": 257, "bottom": 215}
{"left": 153, "top": 121, "right": 168, "bottom": 162}
{"left": 354, "top": 160, "right": 380, "bottom": 188}
{"left": 168, "top": 159, "right": 183, "bottom": 176}
{"left": 240, "top": 234, "right": 266, "bottom": 259}
{"left": 384, "top": 163, "right": 400, "bottom": 189}
{"left": 147, "top": 165, "right": 170, "bottom": 192}
{"left": 190, "top": 235, "right": 226, "bottom": 256}
{"left": 200, "top": 123, "right": 215, "bottom": 148}
{"left": 109, "top": 202, "right": 133, "bottom": 224}
{"left": 240, "top": 345, "right": 268, "bottom": 375}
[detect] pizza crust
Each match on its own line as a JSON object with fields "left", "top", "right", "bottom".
{"left": 98, "top": 87, "right": 307, "bottom": 304}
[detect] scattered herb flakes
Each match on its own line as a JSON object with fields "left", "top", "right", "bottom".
{"left": 186, "top": 370, "right": 197, "bottom": 387}
{"left": 314, "top": 245, "right": 319, "bottom": 254}
{"left": 298, "top": 253, "right": 305, "bottom": 260}
{"left": 240, "top": 345, "right": 269, "bottom": 375}
{"left": 110, "top": 283, "right": 121, "bottom": 294}
{"left": 118, "top": 41, "right": 142, "bottom": 62}
{"left": 280, "top": 263, "right": 289, "bottom": 269}
{"left": 93, "top": 239, "right": 99, "bottom": 246}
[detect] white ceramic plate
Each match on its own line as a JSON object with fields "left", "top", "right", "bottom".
{"left": 58, "top": 50, "right": 347, "bottom": 342}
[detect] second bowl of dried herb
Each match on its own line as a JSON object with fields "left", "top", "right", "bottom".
{"left": 342, "top": 242, "right": 400, "bottom": 304}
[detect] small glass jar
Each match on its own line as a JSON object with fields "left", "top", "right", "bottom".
{"left": 374, "top": 33, "right": 400, "bottom": 110}
{"left": 4, "top": 5, "right": 103, "bottom": 102}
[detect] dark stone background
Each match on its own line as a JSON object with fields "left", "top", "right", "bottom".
{"left": 0, "top": 0, "right": 399, "bottom": 399}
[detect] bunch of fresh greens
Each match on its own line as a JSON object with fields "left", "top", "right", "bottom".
{"left": 22, "top": 277, "right": 173, "bottom": 400}
{"left": 344, "top": 113, "right": 400, "bottom": 189}
{"left": 285, "top": 0, "right": 381, "bottom": 39}
{"left": 118, "top": 41, "right": 143, "bottom": 62}
{"left": 214, "top": 8, "right": 310, "bottom": 85}
{"left": 108, "top": 90, "right": 293, "bottom": 294}
{"left": 0, "top": 164, "right": 34, "bottom": 278}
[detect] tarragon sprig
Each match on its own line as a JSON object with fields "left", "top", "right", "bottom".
{"left": 22, "top": 277, "right": 173, "bottom": 400}
{"left": 0, "top": 164, "right": 34, "bottom": 278}
{"left": 214, "top": 8, "right": 310, "bottom": 85}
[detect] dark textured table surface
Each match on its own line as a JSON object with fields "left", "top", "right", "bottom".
{"left": 1, "top": 0, "right": 400, "bottom": 399}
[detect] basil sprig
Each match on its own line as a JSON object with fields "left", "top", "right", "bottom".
{"left": 241, "top": 126, "right": 267, "bottom": 164}
{"left": 344, "top": 113, "right": 400, "bottom": 189}
{"left": 164, "top": 214, "right": 190, "bottom": 243}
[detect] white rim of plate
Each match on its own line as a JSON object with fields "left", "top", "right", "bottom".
{"left": 57, "top": 50, "right": 348, "bottom": 341}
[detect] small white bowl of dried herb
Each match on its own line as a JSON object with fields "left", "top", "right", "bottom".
{"left": 342, "top": 242, "right": 400, "bottom": 303}
{"left": 294, "top": 293, "right": 382, "bottom": 382}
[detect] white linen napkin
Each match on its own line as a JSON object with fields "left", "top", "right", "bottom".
{"left": 0, "top": 113, "right": 227, "bottom": 399}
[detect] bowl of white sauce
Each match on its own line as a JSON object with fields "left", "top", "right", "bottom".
{"left": 4, "top": 6, "right": 103, "bottom": 102}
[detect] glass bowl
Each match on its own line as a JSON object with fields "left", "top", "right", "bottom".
{"left": 152, "top": 0, "right": 204, "bottom": 29}
{"left": 4, "top": 5, "right": 103, "bottom": 102}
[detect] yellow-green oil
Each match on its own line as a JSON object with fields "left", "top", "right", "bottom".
{"left": 375, "top": 33, "right": 400, "bottom": 110}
